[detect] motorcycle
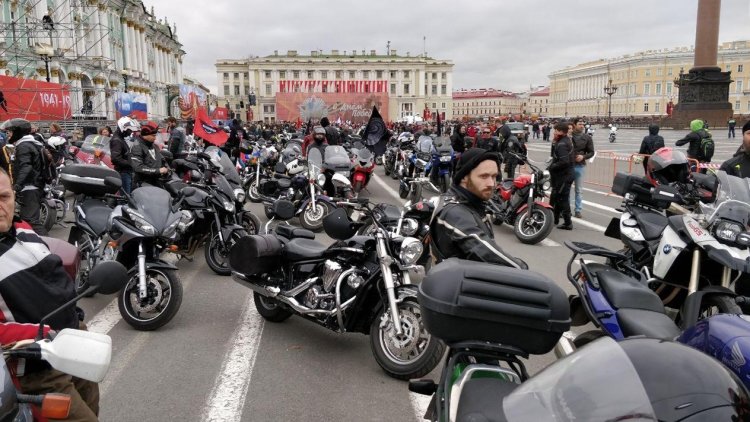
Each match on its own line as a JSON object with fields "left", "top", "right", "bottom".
{"left": 605, "top": 171, "right": 745, "bottom": 315}
{"left": 244, "top": 141, "right": 278, "bottom": 203}
{"left": 488, "top": 153, "right": 554, "bottom": 244}
{"left": 229, "top": 199, "right": 445, "bottom": 380}
{"left": 609, "top": 126, "right": 617, "bottom": 143}
{"left": 429, "top": 136, "right": 454, "bottom": 193}
{"left": 382, "top": 136, "right": 400, "bottom": 178}
{"left": 350, "top": 142, "right": 375, "bottom": 196}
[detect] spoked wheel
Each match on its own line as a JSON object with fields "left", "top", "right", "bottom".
{"left": 240, "top": 212, "right": 261, "bottom": 235}
{"left": 253, "top": 292, "right": 292, "bottom": 322}
{"left": 299, "top": 202, "right": 330, "bottom": 232}
{"left": 370, "top": 297, "right": 445, "bottom": 380}
{"left": 205, "top": 230, "right": 246, "bottom": 276}
{"left": 75, "top": 251, "right": 95, "bottom": 297}
{"left": 247, "top": 181, "right": 262, "bottom": 203}
{"left": 118, "top": 268, "right": 183, "bottom": 331}
{"left": 40, "top": 202, "right": 55, "bottom": 233}
{"left": 513, "top": 206, "right": 554, "bottom": 245}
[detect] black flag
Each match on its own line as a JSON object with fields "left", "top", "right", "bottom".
{"left": 363, "top": 106, "right": 386, "bottom": 146}
{"left": 305, "top": 118, "right": 312, "bottom": 135}
{"left": 436, "top": 111, "right": 442, "bottom": 136}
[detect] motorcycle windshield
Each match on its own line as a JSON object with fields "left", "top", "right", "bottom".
{"left": 417, "top": 136, "right": 433, "bottom": 153}
{"left": 323, "top": 146, "right": 351, "bottom": 171}
{"left": 205, "top": 146, "right": 242, "bottom": 187}
{"left": 131, "top": 187, "right": 174, "bottom": 233}
{"left": 502, "top": 337, "right": 656, "bottom": 421}
{"left": 356, "top": 148, "right": 373, "bottom": 162}
{"left": 432, "top": 137, "right": 453, "bottom": 155}
{"left": 699, "top": 171, "right": 750, "bottom": 226}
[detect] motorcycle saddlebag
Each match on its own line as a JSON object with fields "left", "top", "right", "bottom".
{"left": 60, "top": 164, "right": 121, "bottom": 197}
{"left": 259, "top": 179, "right": 279, "bottom": 195}
{"left": 418, "top": 258, "right": 570, "bottom": 354}
{"left": 229, "top": 234, "right": 282, "bottom": 275}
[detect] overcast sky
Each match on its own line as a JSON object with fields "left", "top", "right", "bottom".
{"left": 148, "top": 0, "right": 749, "bottom": 94}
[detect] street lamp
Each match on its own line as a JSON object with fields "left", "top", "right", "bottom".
{"left": 603, "top": 79, "right": 618, "bottom": 120}
{"left": 121, "top": 69, "right": 130, "bottom": 93}
{"left": 33, "top": 43, "right": 53, "bottom": 82}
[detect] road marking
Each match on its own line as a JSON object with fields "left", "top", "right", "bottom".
{"left": 202, "top": 294, "right": 265, "bottom": 422}
{"left": 99, "top": 333, "right": 150, "bottom": 397}
{"left": 372, "top": 173, "right": 404, "bottom": 203}
{"left": 541, "top": 238, "right": 561, "bottom": 247}
{"left": 571, "top": 217, "right": 607, "bottom": 232}
{"left": 410, "top": 392, "right": 432, "bottom": 422}
{"left": 581, "top": 200, "right": 619, "bottom": 214}
{"left": 86, "top": 299, "right": 121, "bottom": 334}
{"left": 582, "top": 187, "right": 619, "bottom": 197}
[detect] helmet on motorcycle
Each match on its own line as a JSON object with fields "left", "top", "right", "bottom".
{"left": 116, "top": 116, "right": 141, "bottom": 135}
{"left": 0, "top": 118, "right": 32, "bottom": 143}
{"left": 646, "top": 147, "right": 690, "bottom": 186}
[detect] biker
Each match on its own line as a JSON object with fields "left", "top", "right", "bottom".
{"left": 303, "top": 126, "right": 328, "bottom": 158}
{"left": 431, "top": 148, "right": 528, "bottom": 269}
{"left": 110, "top": 116, "right": 141, "bottom": 194}
{"left": 0, "top": 167, "right": 99, "bottom": 420}
{"left": 719, "top": 121, "right": 750, "bottom": 178}
{"left": 130, "top": 121, "right": 168, "bottom": 188}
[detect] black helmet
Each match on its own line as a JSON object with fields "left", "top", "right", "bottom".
{"left": 647, "top": 147, "right": 690, "bottom": 186}
{"left": 0, "top": 118, "right": 32, "bottom": 143}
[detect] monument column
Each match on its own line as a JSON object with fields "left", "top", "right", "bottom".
{"left": 694, "top": 0, "right": 720, "bottom": 68}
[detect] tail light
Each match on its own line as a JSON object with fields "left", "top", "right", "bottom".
{"left": 41, "top": 393, "right": 72, "bottom": 419}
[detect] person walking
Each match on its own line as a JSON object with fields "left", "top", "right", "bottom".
{"left": 638, "top": 124, "right": 665, "bottom": 173}
{"left": 542, "top": 122, "right": 551, "bottom": 142}
{"left": 719, "top": 121, "right": 750, "bottom": 178}
{"left": 532, "top": 121, "right": 540, "bottom": 139}
{"left": 549, "top": 122, "right": 575, "bottom": 230}
{"left": 570, "top": 118, "right": 595, "bottom": 218}
{"left": 166, "top": 117, "right": 185, "bottom": 156}
{"left": 728, "top": 117, "right": 737, "bottom": 138}
{"left": 676, "top": 118, "right": 713, "bottom": 173}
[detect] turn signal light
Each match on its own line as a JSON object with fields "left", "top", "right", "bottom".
{"left": 107, "top": 241, "right": 118, "bottom": 248}
{"left": 169, "top": 245, "right": 179, "bottom": 252}
{"left": 41, "top": 393, "right": 71, "bottom": 419}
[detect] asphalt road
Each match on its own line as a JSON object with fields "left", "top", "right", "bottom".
{"left": 54, "top": 129, "right": 742, "bottom": 422}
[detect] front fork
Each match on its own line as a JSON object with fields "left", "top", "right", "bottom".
{"left": 137, "top": 241, "right": 147, "bottom": 300}
{"left": 376, "top": 231, "right": 402, "bottom": 335}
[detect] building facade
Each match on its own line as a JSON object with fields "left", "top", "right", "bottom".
{"left": 548, "top": 40, "right": 750, "bottom": 119}
{"left": 0, "top": 0, "right": 185, "bottom": 121}
{"left": 216, "top": 49, "right": 454, "bottom": 123}
{"left": 451, "top": 88, "right": 522, "bottom": 120}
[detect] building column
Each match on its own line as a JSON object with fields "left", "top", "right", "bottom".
{"left": 139, "top": 29, "right": 148, "bottom": 78}
{"left": 121, "top": 20, "right": 130, "bottom": 69}
{"left": 694, "top": 0, "right": 721, "bottom": 68}
{"left": 99, "top": 8, "right": 110, "bottom": 59}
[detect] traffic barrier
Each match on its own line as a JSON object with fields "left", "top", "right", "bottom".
{"left": 581, "top": 152, "right": 701, "bottom": 191}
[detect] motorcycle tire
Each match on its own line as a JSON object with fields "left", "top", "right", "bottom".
{"left": 440, "top": 173, "right": 450, "bottom": 194}
{"left": 253, "top": 292, "right": 292, "bottom": 322}
{"left": 698, "top": 294, "right": 742, "bottom": 318}
{"left": 370, "top": 296, "right": 445, "bottom": 380}
{"left": 398, "top": 183, "right": 409, "bottom": 199}
{"left": 40, "top": 202, "right": 55, "bottom": 233}
{"left": 514, "top": 206, "right": 554, "bottom": 245}
{"left": 205, "top": 230, "right": 246, "bottom": 276}
{"left": 247, "top": 181, "right": 263, "bottom": 203}
{"left": 299, "top": 202, "right": 331, "bottom": 232}
{"left": 240, "top": 212, "right": 261, "bottom": 235}
{"left": 118, "top": 268, "right": 183, "bottom": 331}
{"left": 409, "top": 184, "right": 422, "bottom": 203}
{"left": 384, "top": 163, "right": 391, "bottom": 176}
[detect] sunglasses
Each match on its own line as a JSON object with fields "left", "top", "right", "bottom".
{"left": 482, "top": 131, "right": 491, "bottom": 134}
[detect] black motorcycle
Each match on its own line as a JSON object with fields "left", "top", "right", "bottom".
{"left": 229, "top": 199, "right": 445, "bottom": 380}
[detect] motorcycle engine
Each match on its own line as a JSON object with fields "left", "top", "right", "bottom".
{"left": 302, "top": 260, "right": 360, "bottom": 311}
{"left": 510, "top": 189, "right": 526, "bottom": 209}
{"left": 177, "top": 210, "right": 195, "bottom": 233}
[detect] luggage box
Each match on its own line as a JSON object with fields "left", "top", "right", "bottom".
{"left": 418, "top": 258, "right": 570, "bottom": 354}
{"left": 612, "top": 172, "right": 669, "bottom": 209}
{"left": 229, "top": 234, "right": 282, "bottom": 275}
{"left": 60, "top": 164, "right": 120, "bottom": 197}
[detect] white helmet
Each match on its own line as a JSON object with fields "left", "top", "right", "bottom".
{"left": 117, "top": 116, "right": 141, "bottom": 134}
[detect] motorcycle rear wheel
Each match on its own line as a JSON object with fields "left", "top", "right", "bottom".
{"left": 40, "top": 202, "right": 55, "bottom": 233}
{"left": 253, "top": 292, "right": 292, "bottom": 322}
{"left": 514, "top": 206, "right": 554, "bottom": 245}
{"left": 370, "top": 297, "right": 445, "bottom": 380}
{"left": 247, "top": 181, "right": 262, "bottom": 203}
{"left": 240, "top": 212, "right": 261, "bottom": 235}
{"left": 118, "top": 268, "right": 183, "bottom": 331}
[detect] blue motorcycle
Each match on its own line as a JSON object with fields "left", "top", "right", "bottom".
{"left": 556, "top": 240, "right": 750, "bottom": 390}
{"left": 429, "top": 136, "right": 454, "bottom": 193}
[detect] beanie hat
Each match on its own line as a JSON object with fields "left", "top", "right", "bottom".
{"left": 453, "top": 148, "right": 500, "bottom": 185}
{"left": 140, "top": 121, "right": 159, "bottom": 136}
{"left": 743, "top": 121, "right": 750, "bottom": 134}
{"left": 690, "top": 119, "right": 704, "bottom": 132}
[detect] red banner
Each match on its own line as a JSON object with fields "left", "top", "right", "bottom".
{"left": 194, "top": 108, "right": 229, "bottom": 147}
{"left": 276, "top": 93, "right": 388, "bottom": 124}
{"left": 0, "top": 75, "right": 71, "bottom": 121}
{"left": 211, "top": 107, "right": 229, "bottom": 120}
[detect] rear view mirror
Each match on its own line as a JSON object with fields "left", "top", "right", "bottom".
{"left": 87, "top": 261, "right": 129, "bottom": 295}
{"left": 39, "top": 329, "right": 112, "bottom": 382}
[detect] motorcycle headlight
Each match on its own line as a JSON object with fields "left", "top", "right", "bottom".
{"left": 399, "top": 237, "right": 423, "bottom": 265}
{"left": 400, "top": 218, "right": 419, "bottom": 236}
{"left": 316, "top": 173, "right": 326, "bottom": 187}
{"left": 163, "top": 217, "right": 181, "bottom": 237}
{"left": 125, "top": 209, "right": 156, "bottom": 236}
{"left": 440, "top": 155, "right": 452, "bottom": 162}
{"left": 234, "top": 188, "right": 246, "bottom": 203}
{"left": 222, "top": 199, "right": 235, "bottom": 213}
{"left": 714, "top": 220, "right": 743, "bottom": 243}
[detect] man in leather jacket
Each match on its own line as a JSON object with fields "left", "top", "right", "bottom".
{"left": 431, "top": 148, "right": 527, "bottom": 268}
{"left": 110, "top": 117, "right": 140, "bottom": 194}
{"left": 720, "top": 121, "right": 750, "bottom": 178}
{"left": 130, "top": 121, "right": 168, "bottom": 187}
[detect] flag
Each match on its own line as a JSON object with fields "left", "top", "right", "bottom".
{"left": 362, "top": 106, "right": 386, "bottom": 146}
{"left": 194, "top": 108, "right": 229, "bottom": 146}
{"left": 296, "top": 117, "right": 302, "bottom": 129}
{"left": 436, "top": 110, "right": 442, "bottom": 136}
{"left": 305, "top": 118, "right": 312, "bottom": 135}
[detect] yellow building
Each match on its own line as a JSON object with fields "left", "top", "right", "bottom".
{"left": 451, "top": 89, "right": 523, "bottom": 120}
{"left": 548, "top": 40, "right": 750, "bottom": 119}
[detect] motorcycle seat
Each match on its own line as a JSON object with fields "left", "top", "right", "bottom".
{"left": 456, "top": 378, "right": 516, "bottom": 422}
{"left": 165, "top": 181, "right": 188, "bottom": 197}
{"left": 275, "top": 225, "right": 315, "bottom": 240}
{"left": 617, "top": 308, "right": 681, "bottom": 340}
{"left": 79, "top": 199, "right": 112, "bottom": 236}
{"left": 587, "top": 264, "right": 665, "bottom": 313}
{"left": 284, "top": 238, "right": 328, "bottom": 261}
{"left": 631, "top": 208, "right": 668, "bottom": 240}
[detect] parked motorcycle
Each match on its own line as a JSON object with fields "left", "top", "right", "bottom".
{"left": 429, "top": 137, "right": 454, "bottom": 193}
{"left": 350, "top": 143, "right": 375, "bottom": 195}
{"left": 244, "top": 141, "right": 278, "bottom": 203}
{"left": 488, "top": 153, "right": 554, "bottom": 244}
{"left": 382, "top": 136, "right": 401, "bottom": 178}
{"left": 229, "top": 199, "right": 445, "bottom": 380}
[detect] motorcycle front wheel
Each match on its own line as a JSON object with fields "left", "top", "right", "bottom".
{"left": 514, "top": 206, "right": 554, "bottom": 245}
{"left": 118, "top": 268, "right": 183, "bottom": 331}
{"left": 440, "top": 173, "right": 450, "bottom": 194}
{"left": 370, "top": 297, "right": 445, "bottom": 380}
{"left": 205, "top": 230, "right": 246, "bottom": 276}
{"left": 240, "top": 212, "right": 261, "bottom": 235}
{"left": 247, "top": 180, "right": 262, "bottom": 203}
{"left": 40, "top": 201, "right": 55, "bottom": 233}
{"left": 299, "top": 202, "right": 330, "bottom": 232}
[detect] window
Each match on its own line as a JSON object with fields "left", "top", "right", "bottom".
{"left": 279, "top": 70, "right": 286, "bottom": 78}
{"left": 656, "top": 68, "right": 663, "bottom": 76}
{"left": 223, "top": 85, "right": 229, "bottom": 95}
{"left": 727, "top": 64, "right": 732, "bottom": 71}
{"left": 307, "top": 70, "right": 314, "bottom": 79}
{"left": 263, "top": 105, "right": 275, "bottom": 113}
{"left": 739, "top": 64, "right": 744, "bottom": 72}
{"left": 335, "top": 70, "right": 342, "bottom": 79}
{"left": 655, "top": 83, "right": 662, "bottom": 95}
{"left": 376, "top": 70, "right": 383, "bottom": 79}
{"left": 668, "top": 68, "right": 673, "bottom": 76}
{"left": 264, "top": 71, "right": 271, "bottom": 78}
{"left": 363, "top": 70, "right": 370, "bottom": 79}
{"left": 441, "top": 72, "right": 446, "bottom": 79}
{"left": 244, "top": 85, "right": 250, "bottom": 95}
{"left": 265, "top": 84, "right": 271, "bottom": 95}
{"left": 643, "top": 83, "right": 650, "bottom": 95}
{"left": 425, "top": 85, "right": 428, "bottom": 95}
{"left": 431, "top": 85, "right": 437, "bottom": 95}
{"left": 666, "top": 82, "right": 673, "bottom": 94}
{"left": 390, "top": 83, "right": 396, "bottom": 94}
{"left": 432, "top": 103, "right": 436, "bottom": 109}
{"left": 389, "top": 71, "right": 396, "bottom": 78}
{"left": 441, "top": 85, "right": 446, "bottom": 95}
{"left": 321, "top": 71, "right": 328, "bottom": 79}
{"left": 441, "top": 102, "right": 446, "bottom": 108}
{"left": 645, "top": 68, "right": 651, "bottom": 76}
{"left": 403, "top": 103, "right": 413, "bottom": 112}
{"left": 736, "top": 101, "right": 741, "bottom": 110}
{"left": 737, "top": 80, "right": 743, "bottom": 93}
{"left": 403, "top": 70, "right": 410, "bottom": 78}
{"left": 431, "top": 72, "right": 437, "bottom": 79}
{"left": 643, "top": 103, "right": 648, "bottom": 112}
{"left": 348, "top": 70, "right": 355, "bottom": 78}
{"left": 322, "top": 84, "right": 328, "bottom": 93}
{"left": 234, "top": 72, "right": 239, "bottom": 79}
{"left": 655, "top": 102, "right": 660, "bottom": 112}
{"left": 404, "top": 84, "right": 410, "bottom": 94}
{"left": 223, "top": 72, "right": 229, "bottom": 79}
{"left": 234, "top": 85, "right": 240, "bottom": 95}
{"left": 293, "top": 70, "right": 300, "bottom": 79}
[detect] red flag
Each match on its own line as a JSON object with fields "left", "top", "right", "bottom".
{"left": 194, "top": 108, "right": 229, "bottom": 147}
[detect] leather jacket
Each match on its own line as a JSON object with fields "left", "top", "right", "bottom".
{"left": 130, "top": 137, "right": 165, "bottom": 187}
{"left": 109, "top": 133, "right": 132, "bottom": 173}
{"left": 430, "top": 186, "right": 527, "bottom": 268}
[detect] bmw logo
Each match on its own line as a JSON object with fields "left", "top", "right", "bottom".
{"left": 663, "top": 244, "right": 672, "bottom": 254}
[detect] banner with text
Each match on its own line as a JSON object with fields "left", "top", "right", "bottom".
{"left": 178, "top": 84, "right": 207, "bottom": 120}
{"left": 115, "top": 92, "right": 148, "bottom": 119}
{"left": 0, "top": 75, "right": 71, "bottom": 121}
{"left": 275, "top": 93, "right": 388, "bottom": 124}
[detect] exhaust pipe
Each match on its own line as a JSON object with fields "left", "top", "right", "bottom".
{"left": 554, "top": 331, "right": 578, "bottom": 359}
